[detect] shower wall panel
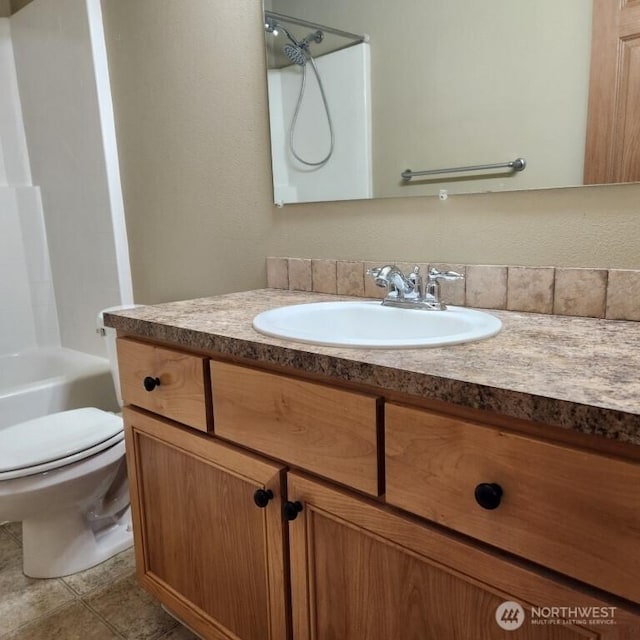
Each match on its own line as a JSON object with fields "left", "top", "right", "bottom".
{"left": 0, "top": 18, "right": 57, "bottom": 353}
{"left": 11, "top": 0, "right": 127, "bottom": 356}
{"left": 268, "top": 42, "right": 372, "bottom": 205}
{"left": 0, "top": 187, "right": 36, "bottom": 353}
{"left": 0, "top": 18, "right": 30, "bottom": 186}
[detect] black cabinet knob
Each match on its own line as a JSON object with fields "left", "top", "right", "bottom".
{"left": 474, "top": 483, "right": 503, "bottom": 510}
{"left": 143, "top": 376, "right": 161, "bottom": 392}
{"left": 283, "top": 501, "right": 303, "bottom": 521}
{"left": 253, "top": 489, "right": 274, "bottom": 508}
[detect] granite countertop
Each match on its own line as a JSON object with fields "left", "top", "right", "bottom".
{"left": 104, "top": 289, "right": 640, "bottom": 445}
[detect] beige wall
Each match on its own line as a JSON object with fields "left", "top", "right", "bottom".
{"left": 101, "top": 0, "right": 640, "bottom": 305}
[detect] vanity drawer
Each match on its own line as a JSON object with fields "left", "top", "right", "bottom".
{"left": 210, "top": 361, "right": 382, "bottom": 496}
{"left": 385, "top": 402, "right": 640, "bottom": 603}
{"left": 117, "top": 338, "right": 209, "bottom": 432}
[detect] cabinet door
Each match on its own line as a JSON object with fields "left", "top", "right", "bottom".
{"left": 287, "top": 473, "right": 639, "bottom": 640}
{"left": 125, "top": 408, "right": 288, "bottom": 640}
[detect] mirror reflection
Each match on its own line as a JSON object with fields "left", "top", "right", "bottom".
{"left": 262, "top": 1, "right": 636, "bottom": 205}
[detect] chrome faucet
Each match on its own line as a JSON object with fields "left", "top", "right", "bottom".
{"left": 367, "top": 265, "right": 464, "bottom": 310}
{"left": 368, "top": 265, "right": 421, "bottom": 301}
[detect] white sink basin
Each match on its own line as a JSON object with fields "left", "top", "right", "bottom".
{"left": 252, "top": 301, "right": 502, "bottom": 349}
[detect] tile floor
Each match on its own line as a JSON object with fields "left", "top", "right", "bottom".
{"left": 0, "top": 522, "right": 199, "bottom": 640}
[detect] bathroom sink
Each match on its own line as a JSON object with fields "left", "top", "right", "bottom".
{"left": 252, "top": 301, "right": 502, "bottom": 348}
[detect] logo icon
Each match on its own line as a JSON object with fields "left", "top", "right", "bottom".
{"left": 496, "top": 601, "right": 525, "bottom": 631}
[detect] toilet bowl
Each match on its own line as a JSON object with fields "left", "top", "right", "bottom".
{"left": 0, "top": 306, "right": 136, "bottom": 578}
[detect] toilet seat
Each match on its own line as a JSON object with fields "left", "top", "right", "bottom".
{"left": 0, "top": 408, "right": 123, "bottom": 481}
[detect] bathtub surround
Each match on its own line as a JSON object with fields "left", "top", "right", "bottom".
{"left": 0, "top": 17, "right": 28, "bottom": 185}
{"left": 15, "top": 188, "right": 60, "bottom": 343}
{"left": 0, "top": 17, "right": 58, "bottom": 354}
{"left": 8, "top": 0, "right": 131, "bottom": 356}
{"left": 0, "top": 186, "right": 58, "bottom": 353}
{"left": 0, "top": 187, "right": 37, "bottom": 353}
{"left": 267, "top": 257, "right": 640, "bottom": 321}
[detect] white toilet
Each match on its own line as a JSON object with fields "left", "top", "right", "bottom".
{"left": 0, "top": 308, "right": 134, "bottom": 578}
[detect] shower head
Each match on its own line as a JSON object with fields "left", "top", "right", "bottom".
{"left": 282, "top": 29, "right": 324, "bottom": 66}
{"left": 265, "top": 16, "right": 324, "bottom": 67}
{"left": 283, "top": 43, "right": 308, "bottom": 66}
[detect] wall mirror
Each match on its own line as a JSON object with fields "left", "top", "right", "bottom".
{"left": 262, "top": 1, "right": 640, "bottom": 205}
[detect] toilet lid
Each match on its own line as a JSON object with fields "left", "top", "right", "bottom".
{"left": 0, "top": 408, "right": 124, "bottom": 477}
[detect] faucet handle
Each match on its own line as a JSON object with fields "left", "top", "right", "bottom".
{"left": 425, "top": 267, "right": 464, "bottom": 310}
{"left": 407, "top": 265, "right": 422, "bottom": 288}
{"left": 428, "top": 267, "right": 464, "bottom": 282}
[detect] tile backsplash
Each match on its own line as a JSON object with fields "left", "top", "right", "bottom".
{"left": 266, "top": 257, "right": 640, "bottom": 321}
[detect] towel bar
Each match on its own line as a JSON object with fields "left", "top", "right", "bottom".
{"left": 402, "top": 158, "right": 526, "bottom": 181}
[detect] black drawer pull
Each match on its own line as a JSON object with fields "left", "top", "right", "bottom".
{"left": 143, "top": 376, "right": 161, "bottom": 392}
{"left": 253, "top": 489, "right": 274, "bottom": 508}
{"left": 283, "top": 501, "right": 303, "bottom": 521}
{"left": 474, "top": 483, "right": 503, "bottom": 510}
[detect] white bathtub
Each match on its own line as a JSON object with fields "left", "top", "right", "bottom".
{"left": 0, "top": 347, "right": 119, "bottom": 429}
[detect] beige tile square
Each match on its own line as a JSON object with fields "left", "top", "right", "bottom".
{"left": 3, "top": 601, "right": 120, "bottom": 640}
{"left": 0, "top": 533, "right": 75, "bottom": 636}
{"left": 287, "top": 258, "right": 312, "bottom": 291}
{"left": 606, "top": 270, "right": 640, "bottom": 321}
{"left": 554, "top": 268, "right": 607, "bottom": 318}
{"left": 337, "top": 261, "right": 365, "bottom": 296}
{"left": 364, "top": 261, "right": 390, "bottom": 299}
{"left": 265, "top": 257, "right": 288, "bottom": 289}
{"left": 1, "top": 521, "right": 22, "bottom": 543}
{"left": 84, "top": 574, "right": 178, "bottom": 640}
{"left": 62, "top": 547, "right": 135, "bottom": 596}
{"left": 311, "top": 259, "right": 337, "bottom": 294}
{"left": 507, "top": 266, "right": 554, "bottom": 314}
{"left": 465, "top": 265, "right": 508, "bottom": 309}
{"left": 429, "top": 263, "right": 466, "bottom": 306}
{"left": 0, "top": 526, "right": 19, "bottom": 553}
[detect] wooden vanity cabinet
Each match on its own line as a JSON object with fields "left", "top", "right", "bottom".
{"left": 287, "top": 473, "right": 638, "bottom": 640}
{"left": 117, "top": 337, "right": 640, "bottom": 639}
{"left": 124, "top": 408, "right": 288, "bottom": 640}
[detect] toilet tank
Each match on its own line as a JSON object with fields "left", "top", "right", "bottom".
{"left": 97, "top": 306, "right": 140, "bottom": 408}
